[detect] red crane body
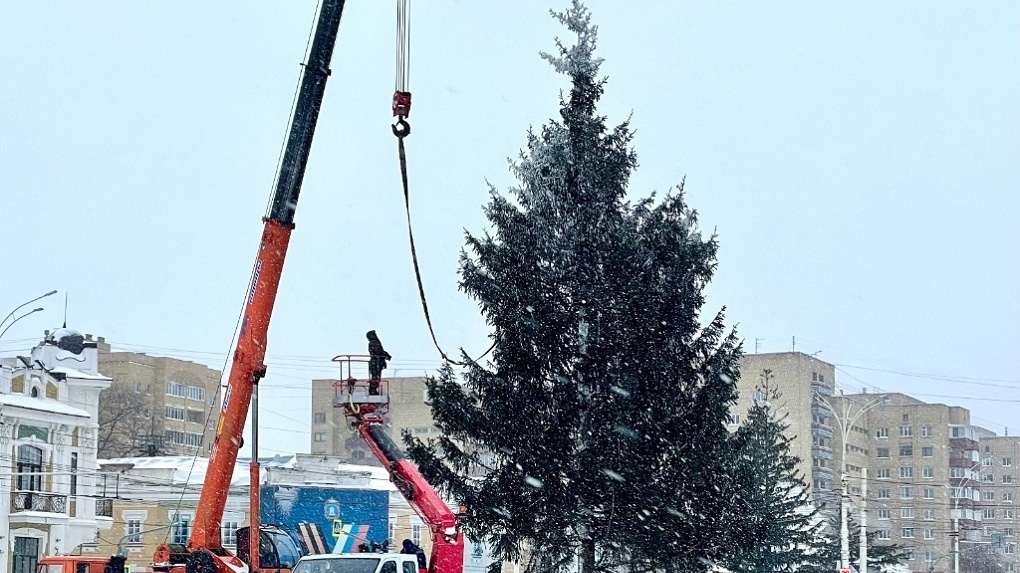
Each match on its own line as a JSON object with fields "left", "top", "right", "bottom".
{"left": 153, "top": 2, "right": 347, "bottom": 573}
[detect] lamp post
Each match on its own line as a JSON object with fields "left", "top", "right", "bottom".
{"left": 815, "top": 391, "right": 890, "bottom": 573}
{"left": 948, "top": 461, "right": 983, "bottom": 573}
{"left": 1, "top": 290, "right": 57, "bottom": 341}
{"left": 0, "top": 307, "right": 45, "bottom": 340}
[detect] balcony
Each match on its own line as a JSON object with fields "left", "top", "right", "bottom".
{"left": 11, "top": 490, "right": 68, "bottom": 514}
{"left": 96, "top": 498, "right": 113, "bottom": 517}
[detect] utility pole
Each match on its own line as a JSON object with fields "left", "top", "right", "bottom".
{"left": 952, "top": 516, "right": 959, "bottom": 573}
{"left": 860, "top": 467, "right": 868, "bottom": 573}
{"left": 841, "top": 474, "right": 850, "bottom": 570}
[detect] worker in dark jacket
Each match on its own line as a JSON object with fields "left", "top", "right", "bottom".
{"left": 400, "top": 539, "right": 427, "bottom": 571}
{"left": 367, "top": 330, "right": 391, "bottom": 395}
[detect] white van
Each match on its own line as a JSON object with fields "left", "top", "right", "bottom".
{"left": 292, "top": 553, "right": 422, "bottom": 573}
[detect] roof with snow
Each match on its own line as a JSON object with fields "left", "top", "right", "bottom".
{"left": 0, "top": 393, "right": 90, "bottom": 418}
{"left": 49, "top": 366, "right": 112, "bottom": 382}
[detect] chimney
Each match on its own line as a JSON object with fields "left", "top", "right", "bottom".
{"left": 85, "top": 334, "right": 93, "bottom": 341}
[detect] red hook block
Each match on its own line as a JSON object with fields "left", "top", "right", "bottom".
{"left": 392, "top": 90, "right": 412, "bottom": 117}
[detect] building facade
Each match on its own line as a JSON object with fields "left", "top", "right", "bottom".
{"left": 95, "top": 338, "right": 221, "bottom": 458}
{"left": 734, "top": 352, "right": 838, "bottom": 506}
{"left": 0, "top": 329, "right": 113, "bottom": 573}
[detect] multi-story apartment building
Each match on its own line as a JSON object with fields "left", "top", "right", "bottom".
{"left": 976, "top": 436, "right": 1020, "bottom": 573}
{"left": 310, "top": 376, "right": 434, "bottom": 463}
{"left": 828, "top": 393, "right": 985, "bottom": 573}
{"left": 0, "top": 329, "right": 114, "bottom": 573}
{"left": 735, "top": 352, "right": 837, "bottom": 506}
{"left": 95, "top": 338, "right": 220, "bottom": 458}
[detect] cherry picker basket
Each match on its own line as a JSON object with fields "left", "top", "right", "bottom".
{"left": 332, "top": 354, "right": 389, "bottom": 424}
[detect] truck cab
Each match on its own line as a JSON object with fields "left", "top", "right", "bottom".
{"left": 291, "top": 553, "right": 421, "bottom": 573}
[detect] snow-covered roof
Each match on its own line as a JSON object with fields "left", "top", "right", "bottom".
{"left": 97, "top": 456, "right": 399, "bottom": 491}
{"left": 0, "top": 393, "right": 90, "bottom": 418}
{"left": 49, "top": 366, "right": 112, "bottom": 382}
{"left": 100, "top": 456, "right": 252, "bottom": 488}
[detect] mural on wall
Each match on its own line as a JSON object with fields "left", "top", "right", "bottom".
{"left": 261, "top": 486, "right": 388, "bottom": 554}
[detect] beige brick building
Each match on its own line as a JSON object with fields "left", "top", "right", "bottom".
{"left": 734, "top": 352, "right": 837, "bottom": 505}
{"left": 95, "top": 338, "right": 221, "bottom": 458}
{"left": 976, "top": 436, "right": 1020, "bottom": 573}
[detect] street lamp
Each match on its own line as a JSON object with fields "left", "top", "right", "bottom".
{"left": 947, "top": 460, "right": 984, "bottom": 573}
{"left": 0, "top": 308, "right": 45, "bottom": 340}
{"left": 0, "top": 290, "right": 57, "bottom": 341}
{"left": 815, "top": 391, "right": 890, "bottom": 573}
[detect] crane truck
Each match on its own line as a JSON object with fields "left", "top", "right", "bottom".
{"left": 37, "top": 3, "right": 346, "bottom": 573}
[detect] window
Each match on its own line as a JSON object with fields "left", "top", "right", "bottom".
{"left": 1006, "top": 509, "right": 1016, "bottom": 520}
{"left": 878, "top": 529, "right": 891, "bottom": 540}
{"left": 924, "top": 528, "right": 936, "bottom": 540}
{"left": 186, "top": 409, "right": 204, "bottom": 423}
{"left": 16, "top": 445, "right": 43, "bottom": 491}
{"left": 923, "top": 509, "right": 936, "bottom": 520}
{"left": 127, "top": 519, "right": 142, "bottom": 543}
{"left": 172, "top": 514, "right": 192, "bottom": 545}
{"left": 901, "top": 527, "right": 915, "bottom": 538}
{"left": 187, "top": 386, "right": 205, "bottom": 401}
{"left": 166, "top": 381, "right": 185, "bottom": 397}
{"left": 876, "top": 427, "right": 889, "bottom": 439}
{"left": 985, "top": 491, "right": 996, "bottom": 501}
{"left": 900, "top": 425, "right": 913, "bottom": 437}
{"left": 1006, "top": 492, "right": 1014, "bottom": 503}
{"left": 901, "top": 486, "right": 914, "bottom": 499}
{"left": 923, "top": 467, "right": 935, "bottom": 478}
{"left": 1008, "top": 545, "right": 1017, "bottom": 555}
{"left": 1007, "top": 458, "right": 1015, "bottom": 467}
{"left": 166, "top": 405, "right": 185, "bottom": 420}
{"left": 877, "top": 509, "right": 891, "bottom": 520}
{"left": 70, "top": 452, "right": 78, "bottom": 495}
{"left": 314, "top": 433, "right": 326, "bottom": 443}
{"left": 901, "top": 507, "right": 915, "bottom": 519}
{"left": 877, "top": 447, "right": 890, "bottom": 458}
{"left": 900, "top": 445, "right": 913, "bottom": 456}
{"left": 165, "top": 430, "right": 185, "bottom": 445}
{"left": 984, "top": 473, "right": 995, "bottom": 483}
{"left": 314, "top": 412, "right": 327, "bottom": 424}
{"left": 1006, "top": 475, "right": 1015, "bottom": 484}
{"left": 924, "top": 487, "right": 935, "bottom": 499}
{"left": 1007, "top": 528, "right": 1016, "bottom": 537}
{"left": 412, "top": 523, "right": 422, "bottom": 546}
{"left": 985, "top": 509, "right": 997, "bottom": 519}
{"left": 876, "top": 468, "right": 890, "bottom": 479}
{"left": 222, "top": 521, "right": 238, "bottom": 547}
{"left": 922, "top": 425, "right": 933, "bottom": 437}
{"left": 185, "top": 433, "right": 203, "bottom": 448}
{"left": 877, "top": 488, "right": 891, "bottom": 499}
{"left": 922, "top": 446, "right": 934, "bottom": 458}
{"left": 901, "top": 466, "right": 914, "bottom": 478}
{"left": 951, "top": 467, "right": 968, "bottom": 478}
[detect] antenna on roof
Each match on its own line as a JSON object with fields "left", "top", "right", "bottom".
{"left": 62, "top": 292, "right": 68, "bottom": 328}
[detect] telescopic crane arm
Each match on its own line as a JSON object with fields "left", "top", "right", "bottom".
{"left": 154, "top": 3, "right": 348, "bottom": 573}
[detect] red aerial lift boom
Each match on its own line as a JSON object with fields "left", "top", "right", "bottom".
{"left": 333, "top": 356, "right": 465, "bottom": 573}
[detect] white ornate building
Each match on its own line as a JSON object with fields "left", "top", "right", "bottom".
{"left": 0, "top": 329, "right": 112, "bottom": 573}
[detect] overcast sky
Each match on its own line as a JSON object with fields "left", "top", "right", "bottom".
{"left": 2, "top": 2, "right": 1017, "bottom": 455}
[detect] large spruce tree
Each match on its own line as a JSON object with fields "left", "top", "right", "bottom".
{"left": 404, "top": 3, "right": 745, "bottom": 572}
{"left": 722, "top": 370, "right": 829, "bottom": 573}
